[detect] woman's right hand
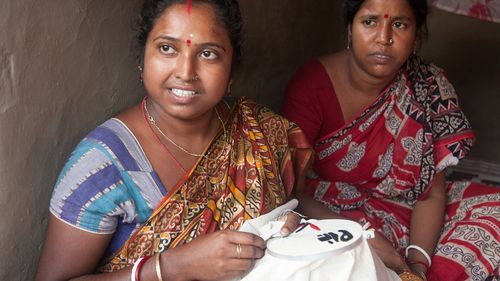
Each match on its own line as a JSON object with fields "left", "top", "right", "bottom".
{"left": 368, "top": 232, "right": 409, "bottom": 273}
{"left": 164, "top": 230, "right": 266, "bottom": 281}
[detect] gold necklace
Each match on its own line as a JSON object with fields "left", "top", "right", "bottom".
{"left": 144, "top": 100, "right": 227, "bottom": 158}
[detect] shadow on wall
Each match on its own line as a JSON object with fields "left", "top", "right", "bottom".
{"left": 235, "top": 0, "right": 344, "bottom": 111}
{"left": 421, "top": 7, "right": 500, "bottom": 163}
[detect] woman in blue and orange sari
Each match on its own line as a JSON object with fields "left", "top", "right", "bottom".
{"left": 36, "top": 1, "right": 311, "bottom": 280}
{"left": 282, "top": 0, "right": 499, "bottom": 280}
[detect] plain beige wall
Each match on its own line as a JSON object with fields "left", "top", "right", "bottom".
{"left": 235, "top": 0, "right": 344, "bottom": 110}
{"left": 0, "top": 1, "right": 142, "bottom": 280}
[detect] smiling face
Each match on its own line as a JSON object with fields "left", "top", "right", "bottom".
{"left": 350, "top": 0, "right": 417, "bottom": 79}
{"left": 143, "top": 3, "right": 233, "bottom": 121}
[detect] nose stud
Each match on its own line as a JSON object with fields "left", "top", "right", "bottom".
{"left": 388, "top": 38, "right": 394, "bottom": 45}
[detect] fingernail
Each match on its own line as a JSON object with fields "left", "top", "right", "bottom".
{"left": 280, "top": 228, "right": 290, "bottom": 237}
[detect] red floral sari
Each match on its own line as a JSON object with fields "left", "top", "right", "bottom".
{"left": 98, "top": 97, "right": 311, "bottom": 271}
{"left": 307, "top": 57, "right": 499, "bottom": 281}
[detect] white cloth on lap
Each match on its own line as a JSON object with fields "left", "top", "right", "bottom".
{"left": 237, "top": 199, "right": 401, "bottom": 281}
{"left": 240, "top": 238, "right": 399, "bottom": 281}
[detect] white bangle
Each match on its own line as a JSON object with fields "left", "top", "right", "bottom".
{"left": 405, "top": 244, "right": 432, "bottom": 267}
{"left": 131, "top": 257, "right": 145, "bottom": 281}
{"left": 361, "top": 222, "right": 371, "bottom": 230}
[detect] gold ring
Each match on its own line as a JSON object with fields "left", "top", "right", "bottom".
{"left": 236, "top": 243, "right": 242, "bottom": 259}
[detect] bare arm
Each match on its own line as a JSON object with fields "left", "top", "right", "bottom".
{"left": 36, "top": 214, "right": 266, "bottom": 281}
{"left": 35, "top": 214, "right": 134, "bottom": 281}
{"left": 408, "top": 171, "right": 447, "bottom": 274}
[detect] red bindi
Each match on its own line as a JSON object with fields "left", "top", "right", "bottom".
{"left": 186, "top": 39, "right": 192, "bottom": 47}
{"left": 384, "top": 14, "right": 389, "bottom": 19}
{"left": 187, "top": 0, "right": 192, "bottom": 15}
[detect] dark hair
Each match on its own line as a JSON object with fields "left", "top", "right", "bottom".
{"left": 343, "top": 0, "right": 428, "bottom": 40}
{"left": 135, "top": 0, "right": 244, "bottom": 70}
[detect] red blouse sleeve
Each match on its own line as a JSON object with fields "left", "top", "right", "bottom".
{"left": 281, "top": 59, "right": 344, "bottom": 146}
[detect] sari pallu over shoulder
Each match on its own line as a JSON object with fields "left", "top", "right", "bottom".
{"left": 99, "top": 97, "right": 312, "bottom": 272}
{"left": 310, "top": 56, "right": 475, "bottom": 208}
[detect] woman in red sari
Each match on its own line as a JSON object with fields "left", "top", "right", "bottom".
{"left": 282, "top": 0, "right": 499, "bottom": 280}
{"left": 36, "top": 1, "right": 310, "bottom": 280}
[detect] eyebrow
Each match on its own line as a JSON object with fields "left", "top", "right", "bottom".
{"left": 391, "top": 16, "right": 412, "bottom": 21}
{"left": 360, "top": 14, "right": 413, "bottom": 21}
{"left": 360, "top": 14, "right": 379, "bottom": 20}
{"left": 153, "top": 35, "right": 227, "bottom": 52}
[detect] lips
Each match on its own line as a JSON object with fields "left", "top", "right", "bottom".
{"left": 370, "top": 53, "right": 392, "bottom": 64}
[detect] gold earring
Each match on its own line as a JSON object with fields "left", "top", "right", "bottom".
{"left": 138, "top": 65, "right": 143, "bottom": 82}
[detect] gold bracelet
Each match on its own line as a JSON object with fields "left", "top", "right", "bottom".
{"left": 155, "top": 252, "right": 164, "bottom": 281}
{"left": 399, "top": 271, "right": 424, "bottom": 281}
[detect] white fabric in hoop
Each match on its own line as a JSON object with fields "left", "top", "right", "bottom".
{"left": 237, "top": 200, "right": 401, "bottom": 281}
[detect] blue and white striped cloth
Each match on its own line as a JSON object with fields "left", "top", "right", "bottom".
{"left": 50, "top": 118, "right": 168, "bottom": 255}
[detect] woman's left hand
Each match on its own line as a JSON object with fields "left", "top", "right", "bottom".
{"left": 368, "top": 232, "right": 409, "bottom": 273}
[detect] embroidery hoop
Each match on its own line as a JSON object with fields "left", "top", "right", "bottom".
{"left": 266, "top": 219, "right": 364, "bottom": 261}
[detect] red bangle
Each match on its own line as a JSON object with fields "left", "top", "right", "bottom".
{"left": 135, "top": 255, "right": 151, "bottom": 281}
{"left": 407, "top": 259, "right": 429, "bottom": 270}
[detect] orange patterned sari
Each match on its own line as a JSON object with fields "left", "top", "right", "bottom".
{"left": 99, "top": 97, "right": 311, "bottom": 271}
